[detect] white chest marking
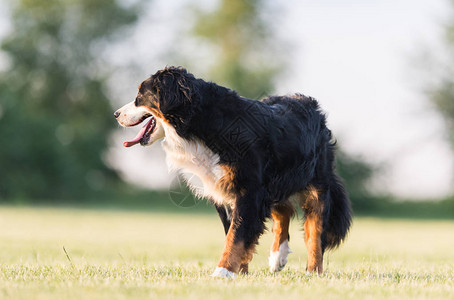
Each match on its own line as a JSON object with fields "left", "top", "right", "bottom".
{"left": 160, "top": 123, "right": 235, "bottom": 206}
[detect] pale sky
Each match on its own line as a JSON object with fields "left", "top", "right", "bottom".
{"left": 276, "top": 0, "right": 454, "bottom": 198}
{"left": 1, "top": 0, "right": 452, "bottom": 199}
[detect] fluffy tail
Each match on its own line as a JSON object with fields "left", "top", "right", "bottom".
{"left": 323, "top": 173, "right": 352, "bottom": 251}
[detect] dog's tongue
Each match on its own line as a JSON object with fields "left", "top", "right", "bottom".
{"left": 123, "top": 119, "right": 151, "bottom": 147}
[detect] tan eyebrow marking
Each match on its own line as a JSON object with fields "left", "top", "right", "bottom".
{"left": 138, "top": 82, "right": 142, "bottom": 90}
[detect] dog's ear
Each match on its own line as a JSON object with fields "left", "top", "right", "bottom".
{"left": 158, "top": 73, "right": 193, "bottom": 114}
{"left": 156, "top": 69, "right": 198, "bottom": 132}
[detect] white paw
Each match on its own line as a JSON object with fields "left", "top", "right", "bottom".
{"left": 269, "top": 239, "right": 291, "bottom": 273}
{"left": 211, "top": 267, "right": 237, "bottom": 279}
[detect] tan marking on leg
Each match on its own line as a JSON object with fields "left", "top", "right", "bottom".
{"left": 302, "top": 185, "right": 324, "bottom": 274}
{"left": 304, "top": 214, "right": 323, "bottom": 274}
{"left": 270, "top": 203, "right": 293, "bottom": 252}
{"left": 239, "top": 263, "right": 248, "bottom": 274}
{"left": 238, "top": 242, "right": 258, "bottom": 274}
{"left": 216, "top": 165, "right": 237, "bottom": 199}
{"left": 217, "top": 225, "right": 245, "bottom": 273}
{"left": 216, "top": 165, "right": 247, "bottom": 199}
{"left": 217, "top": 218, "right": 258, "bottom": 274}
{"left": 268, "top": 202, "right": 294, "bottom": 272}
{"left": 302, "top": 185, "right": 324, "bottom": 215}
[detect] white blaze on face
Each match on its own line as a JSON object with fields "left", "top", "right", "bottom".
{"left": 116, "top": 101, "right": 152, "bottom": 127}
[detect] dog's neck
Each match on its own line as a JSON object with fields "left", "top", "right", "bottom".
{"left": 160, "top": 122, "right": 235, "bottom": 207}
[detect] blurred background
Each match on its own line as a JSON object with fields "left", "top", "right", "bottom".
{"left": 0, "top": 0, "right": 453, "bottom": 218}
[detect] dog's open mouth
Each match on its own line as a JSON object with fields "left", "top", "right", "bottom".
{"left": 123, "top": 116, "right": 156, "bottom": 147}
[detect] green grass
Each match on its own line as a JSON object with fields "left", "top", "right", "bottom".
{"left": 0, "top": 206, "right": 453, "bottom": 299}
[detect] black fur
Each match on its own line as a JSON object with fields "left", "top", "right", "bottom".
{"left": 215, "top": 204, "right": 232, "bottom": 235}
{"left": 138, "top": 66, "right": 352, "bottom": 254}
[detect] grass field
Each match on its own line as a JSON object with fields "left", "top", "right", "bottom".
{"left": 0, "top": 206, "right": 453, "bottom": 299}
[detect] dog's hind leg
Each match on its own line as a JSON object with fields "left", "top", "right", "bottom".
{"left": 301, "top": 185, "right": 326, "bottom": 274}
{"left": 269, "top": 202, "right": 294, "bottom": 272}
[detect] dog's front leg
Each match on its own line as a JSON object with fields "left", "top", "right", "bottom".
{"left": 212, "top": 191, "right": 267, "bottom": 278}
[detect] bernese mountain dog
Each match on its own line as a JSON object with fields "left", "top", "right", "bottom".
{"left": 114, "top": 66, "right": 352, "bottom": 278}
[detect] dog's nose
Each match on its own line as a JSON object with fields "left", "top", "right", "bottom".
{"left": 114, "top": 111, "right": 120, "bottom": 118}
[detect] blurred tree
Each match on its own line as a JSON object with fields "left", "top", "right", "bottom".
{"left": 429, "top": 2, "right": 454, "bottom": 152}
{"left": 0, "top": 0, "right": 139, "bottom": 201}
{"left": 190, "top": 0, "right": 376, "bottom": 209}
{"left": 192, "top": 0, "right": 281, "bottom": 99}
{"left": 336, "top": 150, "right": 377, "bottom": 211}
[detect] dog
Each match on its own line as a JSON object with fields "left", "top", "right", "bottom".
{"left": 114, "top": 66, "right": 352, "bottom": 278}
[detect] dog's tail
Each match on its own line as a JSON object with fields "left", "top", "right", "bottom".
{"left": 322, "top": 173, "right": 352, "bottom": 251}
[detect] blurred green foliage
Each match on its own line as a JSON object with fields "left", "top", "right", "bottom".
{"left": 427, "top": 1, "right": 454, "bottom": 203}
{"left": 0, "top": 0, "right": 139, "bottom": 201}
{"left": 335, "top": 150, "right": 378, "bottom": 211}
{"left": 431, "top": 81, "right": 454, "bottom": 153}
{"left": 430, "top": 13, "right": 454, "bottom": 151}
{"left": 193, "top": 0, "right": 281, "bottom": 99}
